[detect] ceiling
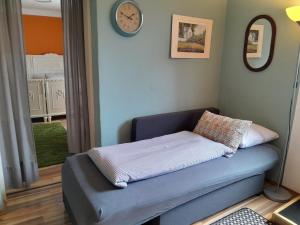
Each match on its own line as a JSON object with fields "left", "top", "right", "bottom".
{"left": 21, "top": 0, "right": 60, "bottom": 10}
{"left": 21, "top": 0, "right": 61, "bottom": 17}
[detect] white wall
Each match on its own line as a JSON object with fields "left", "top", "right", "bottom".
{"left": 283, "top": 90, "right": 300, "bottom": 193}
{"left": 22, "top": 7, "right": 61, "bottom": 17}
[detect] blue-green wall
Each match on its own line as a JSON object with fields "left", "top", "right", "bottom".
{"left": 219, "top": 0, "right": 300, "bottom": 178}
{"left": 93, "top": 0, "right": 228, "bottom": 146}
{"left": 91, "top": 0, "right": 300, "bottom": 171}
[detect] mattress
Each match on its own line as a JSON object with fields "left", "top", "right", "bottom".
{"left": 62, "top": 144, "right": 278, "bottom": 225}
{"left": 88, "top": 131, "right": 232, "bottom": 187}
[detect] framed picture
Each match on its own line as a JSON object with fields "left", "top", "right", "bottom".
{"left": 247, "top": 24, "right": 264, "bottom": 58}
{"left": 171, "top": 15, "right": 213, "bottom": 59}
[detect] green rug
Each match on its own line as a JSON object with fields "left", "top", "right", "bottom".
{"left": 33, "top": 122, "right": 69, "bottom": 168}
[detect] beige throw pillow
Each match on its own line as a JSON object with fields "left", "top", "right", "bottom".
{"left": 193, "top": 111, "right": 252, "bottom": 154}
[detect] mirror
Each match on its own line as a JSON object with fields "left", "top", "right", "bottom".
{"left": 243, "top": 15, "right": 276, "bottom": 72}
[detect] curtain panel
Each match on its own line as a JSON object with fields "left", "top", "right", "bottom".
{"left": 62, "top": 0, "right": 91, "bottom": 153}
{"left": 0, "top": 0, "right": 39, "bottom": 189}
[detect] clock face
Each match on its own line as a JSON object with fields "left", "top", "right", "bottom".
{"left": 116, "top": 2, "right": 142, "bottom": 34}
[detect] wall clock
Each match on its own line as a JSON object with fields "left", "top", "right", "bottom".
{"left": 111, "top": 0, "right": 143, "bottom": 37}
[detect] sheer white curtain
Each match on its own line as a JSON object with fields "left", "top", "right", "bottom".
{"left": 0, "top": 0, "right": 39, "bottom": 189}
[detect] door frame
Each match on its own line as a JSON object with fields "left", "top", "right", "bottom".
{"left": 3, "top": 0, "right": 97, "bottom": 198}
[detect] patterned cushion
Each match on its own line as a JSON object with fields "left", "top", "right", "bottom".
{"left": 193, "top": 111, "right": 252, "bottom": 154}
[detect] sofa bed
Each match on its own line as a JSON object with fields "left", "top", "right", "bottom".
{"left": 62, "top": 108, "right": 279, "bottom": 225}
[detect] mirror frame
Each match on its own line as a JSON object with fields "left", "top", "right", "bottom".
{"left": 243, "top": 15, "right": 277, "bottom": 72}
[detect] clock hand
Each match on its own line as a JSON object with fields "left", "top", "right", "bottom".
{"left": 121, "top": 11, "right": 133, "bottom": 20}
{"left": 129, "top": 13, "right": 136, "bottom": 19}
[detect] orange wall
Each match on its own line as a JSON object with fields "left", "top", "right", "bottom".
{"left": 22, "top": 15, "right": 64, "bottom": 55}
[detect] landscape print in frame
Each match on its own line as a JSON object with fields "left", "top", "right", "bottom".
{"left": 247, "top": 24, "right": 264, "bottom": 58}
{"left": 171, "top": 15, "right": 213, "bottom": 59}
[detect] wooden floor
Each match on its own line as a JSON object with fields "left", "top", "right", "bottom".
{"left": 7, "top": 165, "right": 62, "bottom": 194}
{"left": 194, "top": 194, "right": 282, "bottom": 225}
{"left": 0, "top": 165, "right": 288, "bottom": 225}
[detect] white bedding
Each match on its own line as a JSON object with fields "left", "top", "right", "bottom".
{"left": 88, "top": 131, "right": 232, "bottom": 188}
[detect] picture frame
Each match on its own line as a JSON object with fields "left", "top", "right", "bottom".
{"left": 171, "top": 15, "right": 213, "bottom": 59}
{"left": 246, "top": 24, "right": 264, "bottom": 58}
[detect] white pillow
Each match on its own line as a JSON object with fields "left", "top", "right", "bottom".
{"left": 239, "top": 123, "right": 279, "bottom": 148}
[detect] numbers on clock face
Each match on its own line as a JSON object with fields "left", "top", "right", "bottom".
{"left": 117, "top": 2, "right": 141, "bottom": 33}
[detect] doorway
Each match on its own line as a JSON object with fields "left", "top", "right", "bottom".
{"left": 1, "top": 0, "right": 93, "bottom": 197}
{"left": 21, "top": 0, "right": 69, "bottom": 169}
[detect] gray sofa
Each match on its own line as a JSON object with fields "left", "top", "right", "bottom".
{"left": 62, "top": 108, "right": 278, "bottom": 225}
